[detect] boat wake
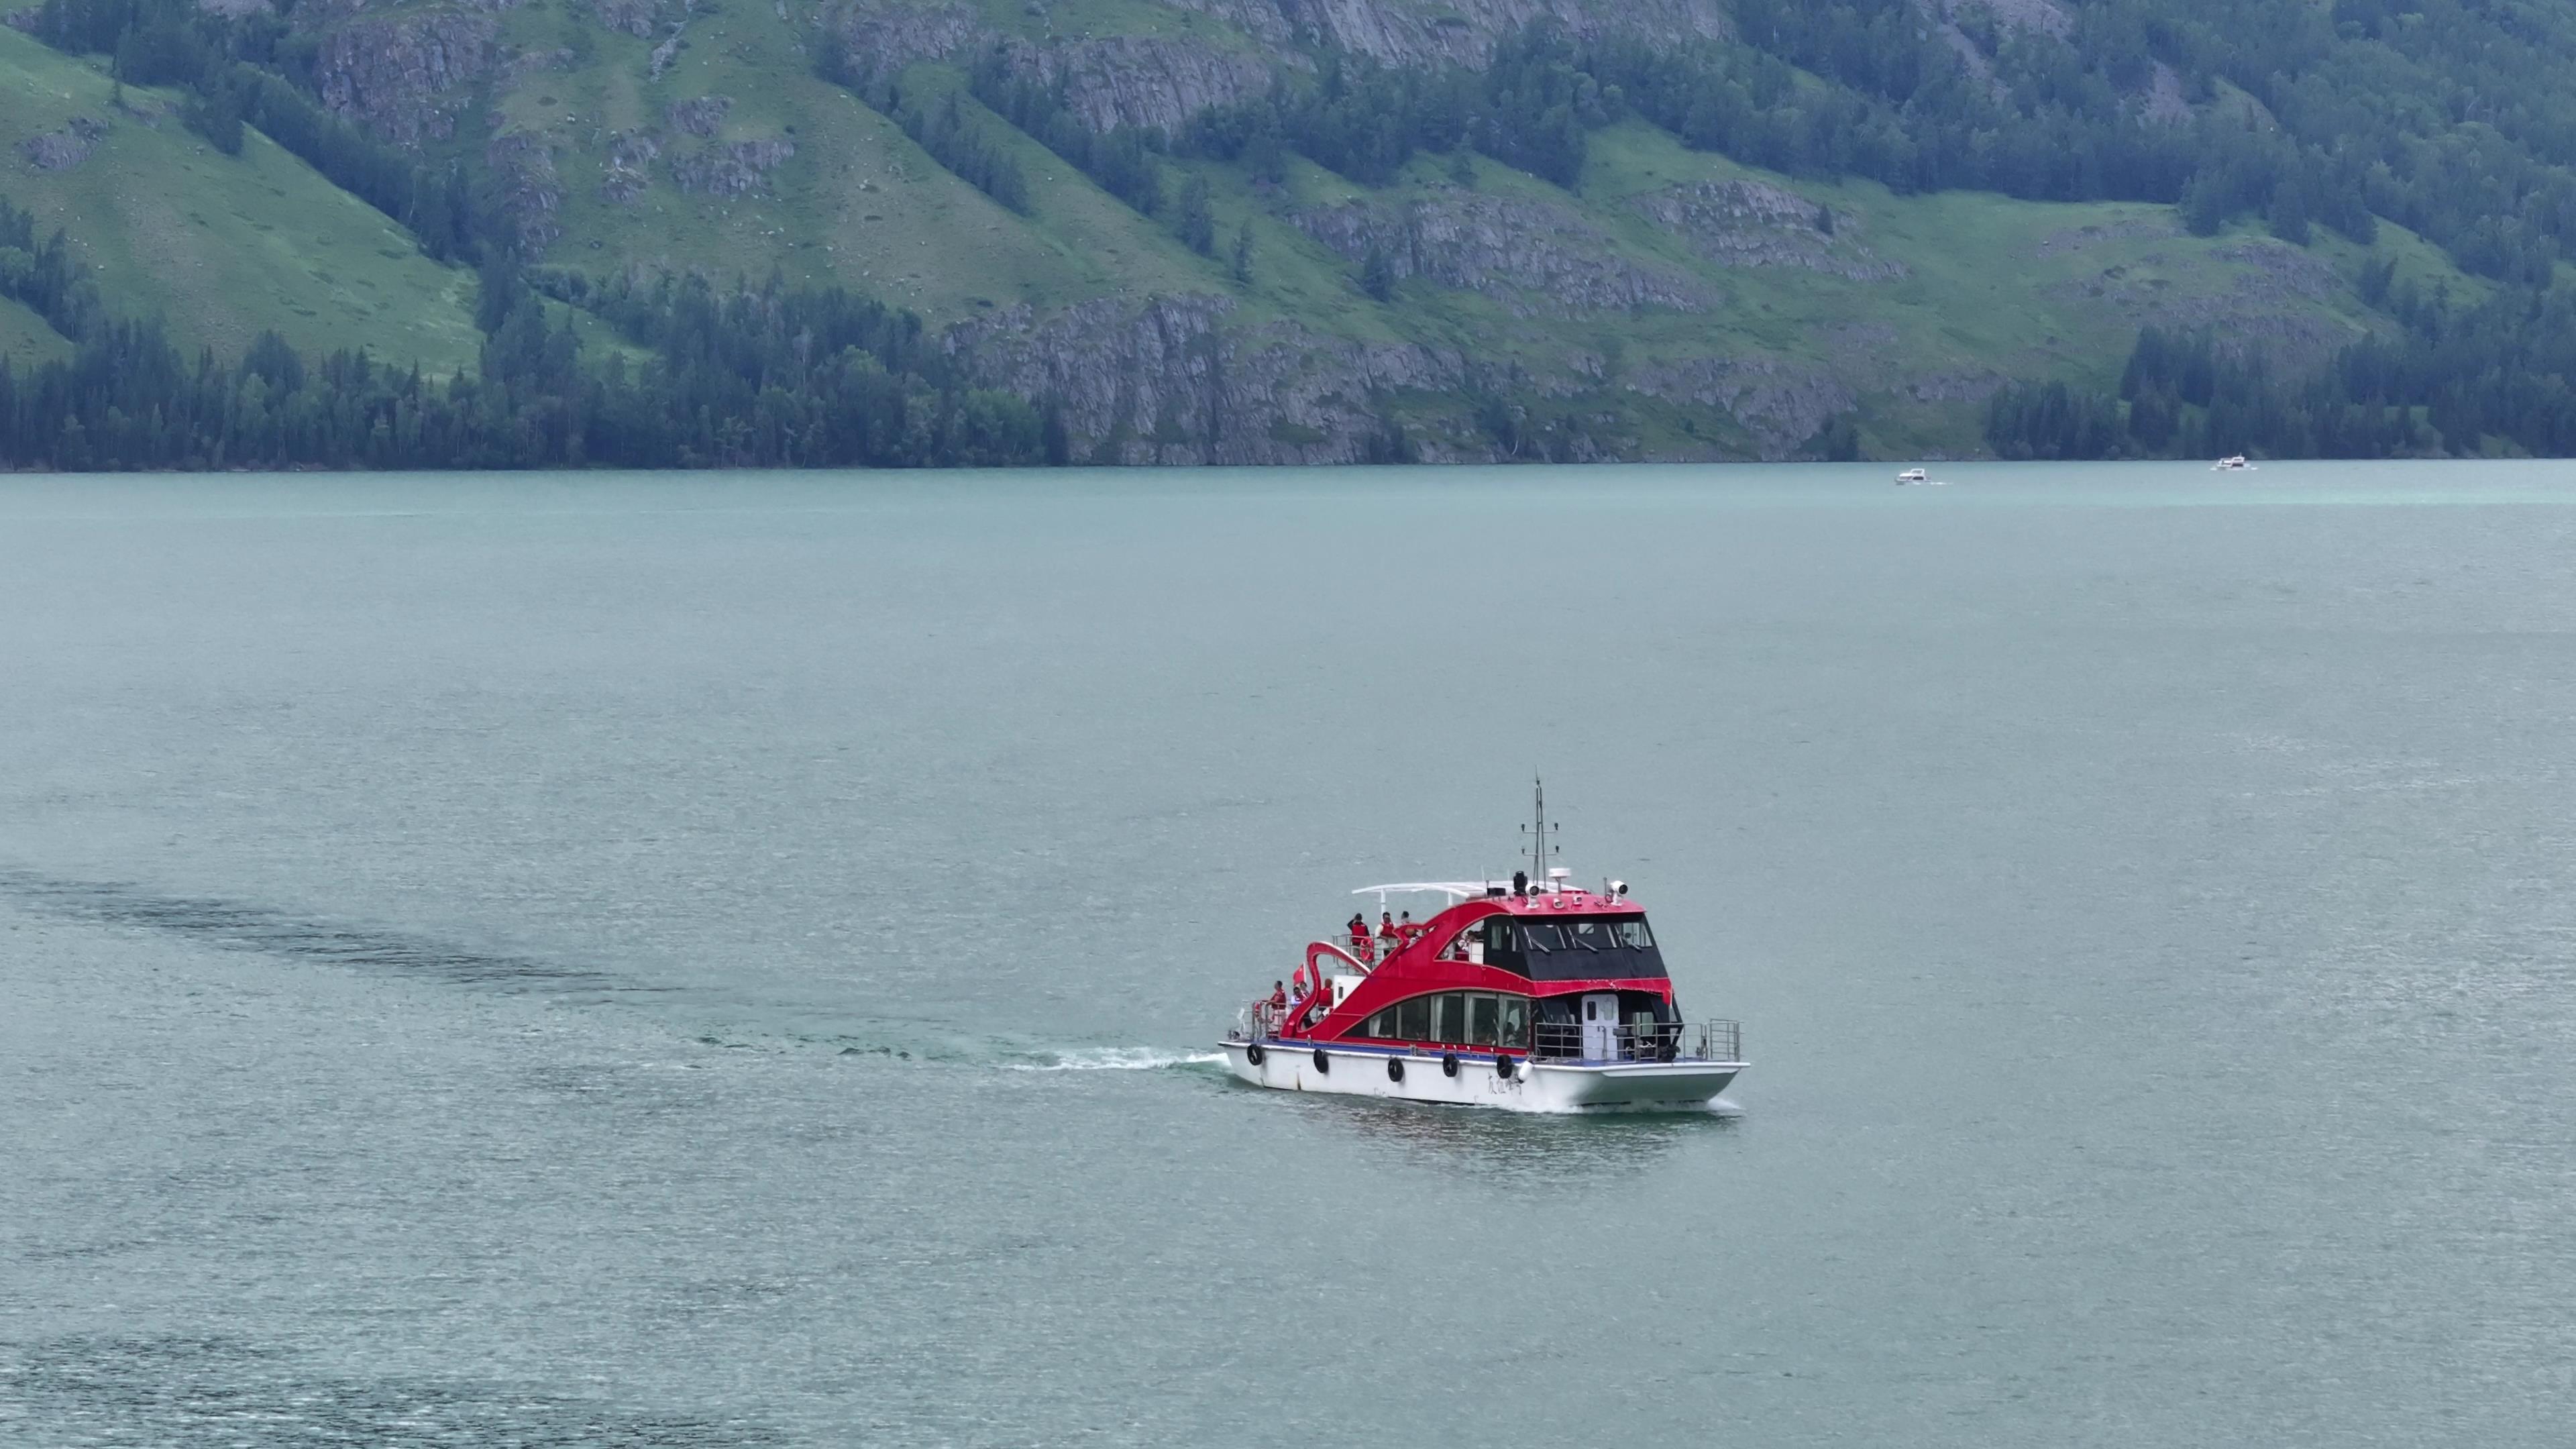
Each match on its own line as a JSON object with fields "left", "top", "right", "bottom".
{"left": 0, "top": 868, "right": 1237, "bottom": 1083}
{"left": 1001, "top": 1048, "right": 1226, "bottom": 1073}
{"left": 0, "top": 868, "right": 626, "bottom": 994}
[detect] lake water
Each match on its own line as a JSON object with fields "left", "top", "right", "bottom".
{"left": 3, "top": 462, "right": 2573, "bottom": 1446}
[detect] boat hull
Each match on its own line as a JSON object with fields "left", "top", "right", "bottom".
{"left": 1218, "top": 1040, "right": 1741, "bottom": 1113}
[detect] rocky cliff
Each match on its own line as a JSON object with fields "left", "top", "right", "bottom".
{"left": 1296, "top": 193, "right": 1709, "bottom": 316}
{"left": 313, "top": 8, "right": 506, "bottom": 147}
{"left": 953, "top": 293, "right": 1468, "bottom": 464}
{"left": 231, "top": 0, "right": 2388, "bottom": 463}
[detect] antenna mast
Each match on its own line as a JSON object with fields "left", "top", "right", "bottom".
{"left": 1523, "top": 776, "right": 1558, "bottom": 887}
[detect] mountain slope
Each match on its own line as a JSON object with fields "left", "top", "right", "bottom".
{"left": 3, "top": 0, "right": 2558, "bottom": 463}
{"left": 0, "top": 27, "right": 480, "bottom": 372}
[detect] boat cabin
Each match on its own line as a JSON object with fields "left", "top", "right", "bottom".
{"left": 1278, "top": 877, "right": 1690, "bottom": 1063}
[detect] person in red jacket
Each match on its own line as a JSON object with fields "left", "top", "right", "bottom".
{"left": 1377, "top": 911, "right": 1399, "bottom": 951}
{"left": 1348, "top": 912, "right": 1373, "bottom": 962}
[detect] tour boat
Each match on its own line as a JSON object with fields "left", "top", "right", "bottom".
{"left": 1220, "top": 787, "right": 1747, "bottom": 1112}
{"left": 2212, "top": 454, "right": 2255, "bottom": 471}
{"left": 1896, "top": 468, "right": 1929, "bottom": 484}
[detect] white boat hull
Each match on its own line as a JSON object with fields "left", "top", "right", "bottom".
{"left": 1218, "top": 1040, "right": 1741, "bottom": 1113}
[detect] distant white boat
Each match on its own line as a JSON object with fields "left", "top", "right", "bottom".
{"left": 1896, "top": 468, "right": 1929, "bottom": 484}
{"left": 2212, "top": 455, "right": 2255, "bottom": 472}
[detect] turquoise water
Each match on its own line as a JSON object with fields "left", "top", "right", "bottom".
{"left": 4, "top": 461, "right": 2573, "bottom": 1444}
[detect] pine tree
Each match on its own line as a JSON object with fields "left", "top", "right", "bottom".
{"left": 1360, "top": 244, "right": 1395, "bottom": 301}
{"left": 1175, "top": 176, "right": 1216, "bottom": 256}
{"left": 1228, "top": 224, "right": 1255, "bottom": 286}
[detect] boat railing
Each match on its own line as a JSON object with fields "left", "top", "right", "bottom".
{"left": 1234, "top": 999, "right": 1309, "bottom": 1042}
{"left": 1529, "top": 1019, "right": 1742, "bottom": 1065}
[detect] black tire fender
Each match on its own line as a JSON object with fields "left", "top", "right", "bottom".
{"left": 1495, "top": 1055, "right": 1517, "bottom": 1081}
{"left": 1312, "top": 1048, "right": 1330, "bottom": 1074}
{"left": 1441, "top": 1052, "right": 1459, "bottom": 1078}
{"left": 1246, "top": 1042, "right": 1265, "bottom": 1067}
{"left": 1387, "top": 1058, "right": 1405, "bottom": 1083}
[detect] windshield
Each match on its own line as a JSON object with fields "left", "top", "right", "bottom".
{"left": 1482, "top": 914, "right": 1666, "bottom": 981}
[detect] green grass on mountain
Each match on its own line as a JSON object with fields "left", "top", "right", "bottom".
{"left": 0, "top": 292, "right": 73, "bottom": 367}
{"left": 0, "top": 28, "right": 478, "bottom": 372}
{"left": 0, "top": 0, "right": 2530, "bottom": 461}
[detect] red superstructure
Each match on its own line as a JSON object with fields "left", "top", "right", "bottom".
{"left": 1269, "top": 879, "right": 1683, "bottom": 1061}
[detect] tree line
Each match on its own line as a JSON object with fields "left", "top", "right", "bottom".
{"left": 1986, "top": 279, "right": 2576, "bottom": 462}
{"left": 1, "top": 193, "right": 1057, "bottom": 471}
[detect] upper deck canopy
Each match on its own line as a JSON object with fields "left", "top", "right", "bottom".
{"left": 1352, "top": 882, "right": 1642, "bottom": 915}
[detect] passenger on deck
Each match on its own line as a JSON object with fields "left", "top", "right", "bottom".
{"left": 1377, "top": 912, "right": 1399, "bottom": 950}
{"left": 1348, "top": 913, "right": 1373, "bottom": 962}
{"left": 1395, "top": 910, "right": 1419, "bottom": 943}
{"left": 1268, "top": 980, "right": 1287, "bottom": 1013}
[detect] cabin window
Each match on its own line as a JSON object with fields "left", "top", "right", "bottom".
{"left": 1372, "top": 992, "right": 1534, "bottom": 1045}
{"left": 1397, "top": 994, "right": 1432, "bottom": 1041}
{"left": 1432, "top": 992, "right": 1468, "bottom": 1044}
{"left": 1480, "top": 914, "right": 1668, "bottom": 981}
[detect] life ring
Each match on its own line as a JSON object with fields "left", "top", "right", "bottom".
{"left": 1387, "top": 1058, "right": 1405, "bottom": 1083}
{"left": 1312, "top": 1048, "right": 1330, "bottom": 1074}
{"left": 1440, "top": 1052, "right": 1459, "bottom": 1078}
{"left": 1246, "top": 1043, "right": 1265, "bottom": 1066}
{"left": 1495, "top": 1055, "right": 1517, "bottom": 1081}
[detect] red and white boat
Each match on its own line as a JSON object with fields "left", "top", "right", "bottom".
{"left": 1220, "top": 789, "right": 1747, "bottom": 1112}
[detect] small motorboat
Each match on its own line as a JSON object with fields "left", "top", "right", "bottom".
{"left": 1220, "top": 784, "right": 1747, "bottom": 1113}
{"left": 2212, "top": 454, "right": 2255, "bottom": 471}
{"left": 1896, "top": 468, "right": 1929, "bottom": 484}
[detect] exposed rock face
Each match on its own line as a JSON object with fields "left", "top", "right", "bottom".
{"left": 314, "top": 13, "right": 500, "bottom": 146}
{"left": 1003, "top": 35, "right": 1275, "bottom": 133}
{"left": 602, "top": 131, "right": 661, "bottom": 203}
{"left": 2143, "top": 60, "right": 2190, "bottom": 123}
{"left": 1201, "top": 0, "right": 1730, "bottom": 66}
{"left": 22, "top": 116, "right": 105, "bottom": 171}
{"left": 828, "top": 0, "right": 1717, "bottom": 135}
{"left": 649, "top": 28, "right": 686, "bottom": 79}
{"left": 669, "top": 139, "right": 796, "bottom": 195}
{"left": 952, "top": 293, "right": 1468, "bottom": 464}
{"left": 588, "top": 0, "right": 666, "bottom": 38}
{"left": 484, "top": 131, "right": 564, "bottom": 252}
{"left": 1296, "top": 195, "right": 1707, "bottom": 315}
{"left": 1632, "top": 180, "right": 1907, "bottom": 281}
{"left": 1624, "top": 356, "right": 1856, "bottom": 460}
{"left": 821, "top": 0, "right": 985, "bottom": 74}
{"left": 667, "top": 95, "right": 733, "bottom": 137}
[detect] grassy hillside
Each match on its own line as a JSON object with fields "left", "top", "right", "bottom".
{"left": 0, "top": 294, "right": 71, "bottom": 367}
{"left": 0, "top": 28, "right": 478, "bottom": 373}
{"left": 0, "top": 0, "right": 2552, "bottom": 463}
